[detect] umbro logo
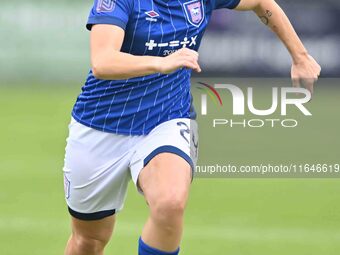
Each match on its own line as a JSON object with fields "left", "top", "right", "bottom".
{"left": 145, "top": 10, "right": 159, "bottom": 22}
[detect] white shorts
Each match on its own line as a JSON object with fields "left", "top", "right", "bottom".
{"left": 63, "top": 118, "right": 198, "bottom": 220}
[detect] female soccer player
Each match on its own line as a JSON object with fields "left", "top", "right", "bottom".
{"left": 63, "top": 0, "right": 321, "bottom": 254}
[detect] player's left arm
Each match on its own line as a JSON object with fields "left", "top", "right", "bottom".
{"left": 234, "top": 0, "right": 321, "bottom": 93}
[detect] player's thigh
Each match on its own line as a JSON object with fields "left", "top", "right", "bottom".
{"left": 71, "top": 215, "right": 115, "bottom": 245}
{"left": 138, "top": 152, "right": 192, "bottom": 209}
{"left": 64, "top": 118, "right": 137, "bottom": 218}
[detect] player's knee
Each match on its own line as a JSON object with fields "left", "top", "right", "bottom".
{"left": 151, "top": 194, "right": 186, "bottom": 223}
{"left": 74, "top": 234, "right": 108, "bottom": 254}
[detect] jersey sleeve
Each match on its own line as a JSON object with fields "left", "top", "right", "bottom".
{"left": 86, "top": 0, "right": 133, "bottom": 31}
{"left": 214, "top": 0, "right": 241, "bottom": 10}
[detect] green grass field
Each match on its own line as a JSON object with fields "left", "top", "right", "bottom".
{"left": 0, "top": 80, "right": 340, "bottom": 255}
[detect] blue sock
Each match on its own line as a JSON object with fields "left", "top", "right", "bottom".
{"left": 138, "top": 237, "right": 180, "bottom": 255}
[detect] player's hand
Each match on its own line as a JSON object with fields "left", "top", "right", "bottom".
{"left": 156, "top": 48, "right": 202, "bottom": 74}
{"left": 291, "top": 54, "right": 321, "bottom": 94}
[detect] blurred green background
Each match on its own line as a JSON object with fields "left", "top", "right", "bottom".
{"left": 1, "top": 80, "right": 339, "bottom": 255}
{"left": 1, "top": 0, "right": 340, "bottom": 254}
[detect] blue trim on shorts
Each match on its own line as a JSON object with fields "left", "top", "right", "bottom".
{"left": 68, "top": 207, "right": 116, "bottom": 221}
{"left": 143, "top": 145, "right": 194, "bottom": 173}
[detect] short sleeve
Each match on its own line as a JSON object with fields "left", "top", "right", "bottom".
{"left": 214, "top": 0, "right": 241, "bottom": 10}
{"left": 86, "top": 0, "right": 133, "bottom": 31}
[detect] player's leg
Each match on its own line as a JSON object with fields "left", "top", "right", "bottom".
{"left": 65, "top": 215, "right": 115, "bottom": 255}
{"left": 138, "top": 153, "right": 192, "bottom": 254}
{"left": 63, "top": 118, "right": 137, "bottom": 255}
{"left": 130, "top": 118, "right": 198, "bottom": 254}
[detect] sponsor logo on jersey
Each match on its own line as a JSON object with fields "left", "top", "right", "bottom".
{"left": 183, "top": 0, "right": 205, "bottom": 27}
{"left": 145, "top": 35, "right": 198, "bottom": 51}
{"left": 96, "top": 0, "right": 116, "bottom": 13}
{"left": 145, "top": 10, "right": 159, "bottom": 22}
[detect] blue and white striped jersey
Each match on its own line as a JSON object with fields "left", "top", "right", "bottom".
{"left": 72, "top": 0, "right": 240, "bottom": 135}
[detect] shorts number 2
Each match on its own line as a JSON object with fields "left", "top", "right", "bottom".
{"left": 177, "top": 122, "right": 190, "bottom": 144}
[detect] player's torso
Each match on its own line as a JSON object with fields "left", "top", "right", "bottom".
{"left": 121, "top": 0, "right": 214, "bottom": 56}
{"left": 73, "top": 0, "right": 215, "bottom": 135}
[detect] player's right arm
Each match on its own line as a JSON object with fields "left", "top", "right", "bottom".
{"left": 233, "top": 0, "right": 321, "bottom": 93}
{"left": 91, "top": 24, "right": 201, "bottom": 80}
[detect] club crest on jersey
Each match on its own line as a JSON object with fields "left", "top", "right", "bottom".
{"left": 183, "top": 0, "right": 205, "bottom": 27}
{"left": 96, "top": 0, "right": 116, "bottom": 13}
